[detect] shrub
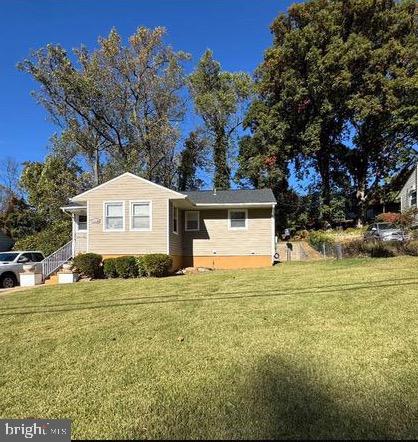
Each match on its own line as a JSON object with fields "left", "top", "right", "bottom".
{"left": 376, "top": 212, "right": 401, "bottom": 224}
{"left": 342, "top": 239, "right": 369, "bottom": 257}
{"left": 404, "top": 240, "right": 418, "bottom": 257}
{"left": 135, "top": 256, "right": 147, "bottom": 277}
{"left": 308, "top": 231, "right": 335, "bottom": 251}
{"left": 142, "top": 254, "right": 172, "bottom": 277}
{"left": 368, "top": 242, "right": 400, "bottom": 258}
{"left": 103, "top": 258, "right": 118, "bottom": 278}
{"left": 72, "top": 253, "right": 103, "bottom": 278}
{"left": 114, "top": 256, "right": 138, "bottom": 278}
{"left": 13, "top": 219, "right": 71, "bottom": 256}
{"left": 293, "top": 229, "right": 310, "bottom": 240}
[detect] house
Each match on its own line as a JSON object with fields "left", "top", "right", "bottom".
{"left": 61, "top": 172, "right": 277, "bottom": 270}
{"left": 399, "top": 163, "right": 418, "bottom": 222}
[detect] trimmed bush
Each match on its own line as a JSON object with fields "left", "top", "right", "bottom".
{"left": 135, "top": 256, "right": 147, "bottom": 277}
{"left": 103, "top": 258, "right": 118, "bottom": 278}
{"left": 404, "top": 240, "right": 418, "bottom": 256}
{"left": 142, "top": 254, "right": 172, "bottom": 277}
{"left": 72, "top": 253, "right": 103, "bottom": 278}
{"left": 114, "top": 256, "right": 138, "bottom": 278}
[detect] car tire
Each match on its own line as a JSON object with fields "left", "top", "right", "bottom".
{"left": 0, "top": 273, "right": 18, "bottom": 289}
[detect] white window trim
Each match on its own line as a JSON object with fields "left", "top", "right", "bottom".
{"left": 185, "top": 210, "right": 200, "bottom": 232}
{"left": 228, "top": 208, "right": 248, "bottom": 230}
{"left": 75, "top": 213, "right": 88, "bottom": 232}
{"left": 129, "top": 200, "right": 152, "bottom": 232}
{"left": 103, "top": 201, "right": 125, "bottom": 232}
{"left": 173, "top": 206, "right": 179, "bottom": 235}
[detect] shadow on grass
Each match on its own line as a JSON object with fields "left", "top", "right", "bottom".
{"left": 0, "top": 277, "right": 417, "bottom": 317}
{"left": 138, "top": 356, "right": 412, "bottom": 439}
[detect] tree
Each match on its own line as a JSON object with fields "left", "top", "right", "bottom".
{"left": 177, "top": 129, "right": 209, "bottom": 191}
{"left": 19, "top": 156, "right": 89, "bottom": 223}
{"left": 189, "top": 50, "right": 252, "bottom": 189}
{"left": 18, "top": 27, "right": 190, "bottom": 186}
{"left": 240, "top": 0, "right": 417, "bottom": 226}
{"left": 0, "top": 196, "right": 45, "bottom": 240}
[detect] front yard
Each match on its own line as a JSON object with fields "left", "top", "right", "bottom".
{"left": 0, "top": 257, "right": 417, "bottom": 439}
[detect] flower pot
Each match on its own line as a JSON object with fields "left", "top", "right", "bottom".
{"left": 22, "top": 264, "right": 36, "bottom": 273}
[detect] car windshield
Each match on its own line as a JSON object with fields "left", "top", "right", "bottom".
{"left": 378, "top": 223, "right": 397, "bottom": 230}
{"left": 0, "top": 252, "right": 19, "bottom": 262}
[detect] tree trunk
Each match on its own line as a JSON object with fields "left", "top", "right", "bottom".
{"left": 317, "top": 150, "right": 331, "bottom": 208}
{"left": 355, "top": 184, "right": 366, "bottom": 227}
{"left": 93, "top": 146, "right": 100, "bottom": 186}
{"left": 214, "top": 129, "right": 230, "bottom": 189}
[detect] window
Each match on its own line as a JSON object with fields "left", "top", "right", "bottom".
{"left": 31, "top": 253, "right": 45, "bottom": 262}
{"left": 104, "top": 202, "right": 124, "bottom": 231}
{"left": 173, "top": 206, "right": 179, "bottom": 234}
{"left": 410, "top": 190, "right": 417, "bottom": 207}
{"left": 130, "top": 201, "right": 151, "bottom": 231}
{"left": 185, "top": 211, "right": 199, "bottom": 231}
{"left": 228, "top": 209, "right": 248, "bottom": 230}
{"left": 77, "top": 214, "right": 87, "bottom": 231}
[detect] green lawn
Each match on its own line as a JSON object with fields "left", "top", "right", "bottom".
{"left": 0, "top": 257, "right": 417, "bottom": 439}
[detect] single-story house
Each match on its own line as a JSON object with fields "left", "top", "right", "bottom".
{"left": 399, "top": 163, "right": 418, "bottom": 224}
{"left": 61, "top": 172, "right": 277, "bottom": 269}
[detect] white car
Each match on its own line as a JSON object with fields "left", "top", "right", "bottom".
{"left": 0, "top": 251, "right": 45, "bottom": 288}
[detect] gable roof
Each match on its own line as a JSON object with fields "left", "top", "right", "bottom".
{"left": 182, "top": 188, "right": 276, "bottom": 205}
{"left": 71, "top": 172, "right": 187, "bottom": 201}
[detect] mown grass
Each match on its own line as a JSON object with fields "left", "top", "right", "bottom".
{"left": 0, "top": 257, "right": 417, "bottom": 439}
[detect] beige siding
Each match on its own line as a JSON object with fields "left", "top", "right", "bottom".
{"left": 400, "top": 166, "right": 417, "bottom": 212}
{"left": 183, "top": 208, "right": 273, "bottom": 257}
{"left": 74, "top": 232, "right": 87, "bottom": 255}
{"left": 78, "top": 174, "right": 174, "bottom": 255}
{"left": 168, "top": 202, "right": 183, "bottom": 256}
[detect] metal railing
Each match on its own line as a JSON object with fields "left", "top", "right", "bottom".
{"left": 41, "top": 240, "right": 73, "bottom": 278}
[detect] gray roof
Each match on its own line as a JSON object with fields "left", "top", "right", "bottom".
{"left": 182, "top": 188, "right": 276, "bottom": 205}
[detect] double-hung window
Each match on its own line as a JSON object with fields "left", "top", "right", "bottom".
{"left": 185, "top": 211, "right": 199, "bottom": 231}
{"left": 410, "top": 190, "right": 417, "bottom": 207}
{"left": 77, "top": 214, "right": 87, "bottom": 231}
{"left": 228, "top": 209, "right": 248, "bottom": 230}
{"left": 173, "top": 206, "right": 179, "bottom": 234}
{"left": 104, "top": 202, "right": 124, "bottom": 231}
{"left": 131, "top": 201, "right": 151, "bottom": 231}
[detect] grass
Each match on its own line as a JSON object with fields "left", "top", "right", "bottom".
{"left": 0, "top": 257, "right": 417, "bottom": 439}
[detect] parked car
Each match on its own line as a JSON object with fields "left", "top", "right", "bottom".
{"left": 364, "top": 223, "right": 408, "bottom": 242}
{"left": 0, "top": 251, "right": 45, "bottom": 289}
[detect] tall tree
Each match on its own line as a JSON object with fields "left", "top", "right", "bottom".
{"left": 178, "top": 129, "right": 209, "bottom": 191}
{"left": 18, "top": 27, "right": 190, "bottom": 186}
{"left": 189, "top": 50, "right": 252, "bottom": 189}
{"left": 19, "top": 156, "right": 89, "bottom": 223}
{"left": 240, "top": 0, "right": 417, "bottom": 226}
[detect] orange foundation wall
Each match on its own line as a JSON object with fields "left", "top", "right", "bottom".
{"left": 100, "top": 255, "right": 272, "bottom": 270}
{"left": 182, "top": 255, "right": 272, "bottom": 269}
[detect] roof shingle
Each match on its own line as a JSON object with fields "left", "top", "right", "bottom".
{"left": 182, "top": 188, "right": 276, "bottom": 205}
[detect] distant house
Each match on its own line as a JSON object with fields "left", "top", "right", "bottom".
{"left": 61, "top": 172, "right": 277, "bottom": 270}
{"left": 399, "top": 163, "right": 418, "bottom": 214}
{"left": 0, "top": 231, "right": 14, "bottom": 252}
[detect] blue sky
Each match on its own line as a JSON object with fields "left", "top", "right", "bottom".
{"left": 0, "top": 0, "right": 295, "bottom": 185}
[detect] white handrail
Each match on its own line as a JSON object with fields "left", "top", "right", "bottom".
{"left": 41, "top": 240, "right": 73, "bottom": 278}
